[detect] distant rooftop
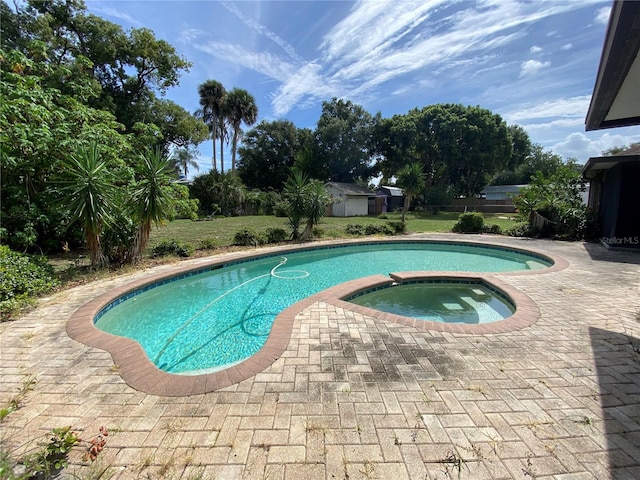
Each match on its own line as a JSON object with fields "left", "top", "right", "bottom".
{"left": 480, "top": 185, "right": 527, "bottom": 194}
{"left": 325, "top": 182, "right": 374, "bottom": 196}
{"left": 377, "top": 185, "right": 404, "bottom": 196}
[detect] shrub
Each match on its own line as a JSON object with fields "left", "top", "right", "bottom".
{"left": 364, "top": 224, "right": 384, "bottom": 235}
{"left": 378, "top": 213, "right": 389, "bottom": 219}
{"left": 345, "top": 224, "right": 365, "bottom": 236}
{"left": 151, "top": 239, "right": 194, "bottom": 258}
{"left": 387, "top": 221, "right": 406, "bottom": 234}
{"left": 312, "top": 227, "right": 324, "bottom": 238}
{"left": 482, "top": 224, "right": 502, "bottom": 235}
{"left": 452, "top": 212, "right": 484, "bottom": 233}
{"left": 233, "top": 228, "right": 261, "bottom": 246}
{"left": 0, "top": 246, "right": 57, "bottom": 318}
{"left": 265, "top": 228, "right": 288, "bottom": 244}
{"left": 504, "top": 222, "right": 534, "bottom": 238}
{"left": 196, "top": 238, "right": 220, "bottom": 250}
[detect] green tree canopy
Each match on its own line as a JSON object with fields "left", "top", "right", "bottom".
{"left": 1, "top": 0, "right": 198, "bottom": 255}
{"left": 189, "top": 171, "right": 247, "bottom": 217}
{"left": 375, "top": 104, "right": 512, "bottom": 196}
{"left": 314, "top": 98, "right": 378, "bottom": 183}
{"left": 237, "top": 120, "right": 309, "bottom": 191}
{"left": 491, "top": 144, "right": 565, "bottom": 186}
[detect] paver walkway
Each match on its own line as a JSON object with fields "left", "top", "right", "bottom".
{"left": 1, "top": 235, "right": 639, "bottom": 479}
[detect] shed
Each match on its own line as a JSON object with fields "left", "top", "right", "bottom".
{"left": 325, "top": 182, "right": 375, "bottom": 217}
{"left": 375, "top": 186, "right": 405, "bottom": 212}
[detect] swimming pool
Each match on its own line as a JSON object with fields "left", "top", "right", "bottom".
{"left": 95, "top": 241, "right": 552, "bottom": 375}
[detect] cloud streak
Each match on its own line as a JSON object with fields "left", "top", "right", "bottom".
{"left": 185, "top": 0, "right": 605, "bottom": 119}
{"left": 90, "top": 5, "right": 142, "bottom": 26}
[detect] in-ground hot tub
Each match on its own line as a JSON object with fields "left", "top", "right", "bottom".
{"left": 345, "top": 278, "right": 515, "bottom": 324}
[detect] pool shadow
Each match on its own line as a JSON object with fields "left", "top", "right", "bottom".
{"left": 583, "top": 241, "right": 640, "bottom": 265}
{"left": 589, "top": 326, "right": 640, "bottom": 477}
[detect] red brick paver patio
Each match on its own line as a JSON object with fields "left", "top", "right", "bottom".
{"left": 1, "top": 235, "right": 639, "bottom": 479}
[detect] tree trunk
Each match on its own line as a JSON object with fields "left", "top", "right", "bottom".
{"left": 87, "top": 233, "right": 107, "bottom": 267}
{"left": 211, "top": 114, "right": 218, "bottom": 171}
{"left": 220, "top": 134, "right": 225, "bottom": 173}
{"left": 401, "top": 194, "right": 412, "bottom": 223}
{"left": 130, "top": 222, "right": 151, "bottom": 263}
{"left": 231, "top": 128, "right": 239, "bottom": 173}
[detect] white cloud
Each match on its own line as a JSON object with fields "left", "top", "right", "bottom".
{"left": 505, "top": 95, "right": 592, "bottom": 122}
{"left": 552, "top": 131, "right": 640, "bottom": 162}
{"left": 221, "top": 1, "right": 303, "bottom": 62}
{"left": 594, "top": 6, "right": 611, "bottom": 25}
{"left": 191, "top": 0, "right": 603, "bottom": 116}
{"left": 193, "top": 42, "right": 295, "bottom": 83}
{"left": 561, "top": 43, "right": 573, "bottom": 50}
{"left": 519, "top": 59, "right": 551, "bottom": 77}
{"left": 521, "top": 118, "right": 585, "bottom": 132}
{"left": 271, "top": 63, "right": 340, "bottom": 117}
{"left": 90, "top": 5, "right": 141, "bottom": 26}
{"left": 179, "top": 28, "right": 207, "bottom": 44}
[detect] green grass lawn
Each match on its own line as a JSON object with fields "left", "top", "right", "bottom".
{"left": 148, "top": 211, "right": 520, "bottom": 250}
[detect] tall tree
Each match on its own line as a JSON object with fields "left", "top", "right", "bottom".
{"left": 507, "top": 124, "right": 532, "bottom": 170}
{"left": 189, "top": 170, "right": 247, "bottom": 217}
{"left": 226, "top": 88, "right": 258, "bottom": 173}
{"left": 237, "top": 120, "right": 306, "bottom": 191}
{"left": 376, "top": 104, "right": 512, "bottom": 196}
{"left": 150, "top": 99, "right": 208, "bottom": 155}
{"left": 315, "top": 98, "right": 377, "bottom": 183}
{"left": 197, "top": 80, "right": 226, "bottom": 171}
{"left": 396, "top": 163, "right": 426, "bottom": 223}
{"left": 0, "top": 47, "right": 129, "bottom": 252}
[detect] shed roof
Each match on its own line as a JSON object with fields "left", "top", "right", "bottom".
{"left": 325, "top": 182, "right": 374, "bottom": 196}
{"left": 480, "top": 185, "right": 527, "bottom": 194}
{"left": 377, "top": 186, "right": 404, "bottom": 196}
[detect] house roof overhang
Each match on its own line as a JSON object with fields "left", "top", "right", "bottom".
{"left": 585, "top": 1, "right": 640, "bottom": 131}
{"left": 582, "top": 146, "right": 640, "bottom": 179}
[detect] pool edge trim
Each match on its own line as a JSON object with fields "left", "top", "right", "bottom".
{"left": 66, "top": 237, "right": 565, "bottom": 397}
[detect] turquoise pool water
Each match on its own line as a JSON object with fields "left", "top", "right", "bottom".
{"left": 347, "top": 281, "right": 515, "bottom": 324}
{"left": 95, "top": 242, "right": 550, "bottom": 374}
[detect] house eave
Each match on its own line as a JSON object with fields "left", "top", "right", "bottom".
{"left": 585, "top": 1, "right": 640, "bottom": 131}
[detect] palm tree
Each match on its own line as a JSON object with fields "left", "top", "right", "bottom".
{"left": 57, "top": 143, "right": 115, "bottom": 266}
{"left": 396, "top": 162, "right": 426, "bottom": 223}
{"left": 129, "top": 147, "right": 174, "bottom": 261}
{"left": 225, "top": 88, "right": 258, "bottom": 173}
{"left": 218, "top": 109, "right": 228, "bottom": 173}
{"left": 197, "top": 80, "right": 226, "bottom": 171}
{"left": 172, "top": 147, "right": 199, "bottom": 178}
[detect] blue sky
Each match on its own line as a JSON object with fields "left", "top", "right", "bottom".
{"left": 87, "top": 0, "right": 640, "bottom": 176}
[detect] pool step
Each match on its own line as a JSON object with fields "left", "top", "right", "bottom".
{"left": 526, "top": 260, "right": 546, "bottom": 270}
{"left": 470, "top": 288, "right": 490, "bottom": 300}
{"left": 442, "top": 301, "right": 464, "bottom": 310}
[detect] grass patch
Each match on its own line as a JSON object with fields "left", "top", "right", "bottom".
{"left": 148, "top": 212, "right": 518, "bottom": 248}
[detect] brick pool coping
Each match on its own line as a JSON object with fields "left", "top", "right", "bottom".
{"left": 66, "top": 238, "right": 569, "bottom": 396}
